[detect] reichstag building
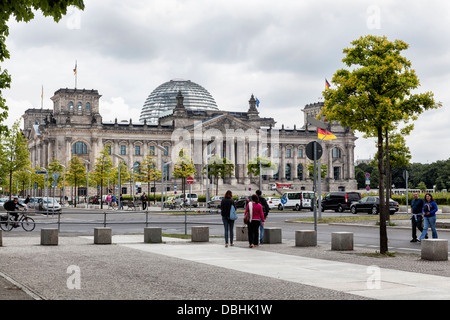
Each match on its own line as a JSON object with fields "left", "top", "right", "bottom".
{"left": 22, "top": 79, "right": 357, "bottom": 196}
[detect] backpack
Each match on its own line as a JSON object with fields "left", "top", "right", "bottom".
{"left": 3, "top": 200, "right": 15, "bottom": 212}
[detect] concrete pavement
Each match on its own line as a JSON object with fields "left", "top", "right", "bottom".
{"left": 1, "top": 231, "right": 449, "bottom": 301}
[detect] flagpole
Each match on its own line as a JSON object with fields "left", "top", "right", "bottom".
{"left": 41, "top": 85, "right": 43, "bottom": 109}
{"left": 74, "top": 60, "right": 78, "bottom": 89}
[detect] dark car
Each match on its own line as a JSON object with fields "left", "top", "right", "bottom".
{"left": 350, "top": 196, "right": 399, "bottom": 215}
{"left": 235, "top": 196, "right": 251, "bottom": 209}
{"left": 321, "top": 191, "right": 362, "bottom": 212}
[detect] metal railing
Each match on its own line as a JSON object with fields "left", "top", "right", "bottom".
{"left": 2, "top": 208, "right": 224, "bottom": 235}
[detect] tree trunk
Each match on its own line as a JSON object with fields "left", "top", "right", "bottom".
{"left": 385, "top": 128, "right": 391, "bottom": 223}
{"left": 377, "top": 127, "right": 388, "bottom": 254}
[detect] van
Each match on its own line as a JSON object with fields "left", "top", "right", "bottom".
{"left": 279, "top": 191, "right": 314, "bottom": 211}
{"left": 320, "top": 192, "right": 361, "bottom": 212}
{"left": 181, "top": 193, "right": 198, "bottom": 207}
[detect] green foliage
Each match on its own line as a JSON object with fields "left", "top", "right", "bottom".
{"left": 204, "top": 155, "right": 235, "bottom": 196}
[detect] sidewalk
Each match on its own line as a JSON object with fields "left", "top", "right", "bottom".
{"left": 1, "top": 233, "right": 449, "bottom": 300}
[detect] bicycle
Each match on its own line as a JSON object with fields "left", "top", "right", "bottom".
{"left": 0, "top": 210, "right": 36, "bottom": 232}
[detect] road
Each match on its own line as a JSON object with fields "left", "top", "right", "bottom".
{"left": 5, "top": 207, "right": 450, "bottom": 255}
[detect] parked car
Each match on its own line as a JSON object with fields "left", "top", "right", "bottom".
{"left": 207, "top": 196, "right": 224, "bottom": 208}
{"left": 27, "top": 197, "right": 62, "bottom": 212}
{"left": 278, "top": 191, "right": 315, "bottom": 211}
{"left": 0, "top": 198, "right": 8, "bottom": 211}
{"left": 235, "top": 196, "right": 251, "bottom": 209}
{"left": 266, "top": 197, "right": 281, "bottom": 210}
{"left": 350, "top": 196, "right": 399, "bottom": 215}
{"left": 321, "top": 191, "right": 362, "bottom": 212}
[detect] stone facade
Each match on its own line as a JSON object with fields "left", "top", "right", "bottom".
{"left": 23, "top": 85, "right": 357, "bottom": 197}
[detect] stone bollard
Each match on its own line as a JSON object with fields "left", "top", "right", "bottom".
{"left": 41, "top": 228, "right": 59, "bottom": 246}
{"left": 331, "top": 232, "right": 353, "bottom": 251}
{"left": 295, "top": 230, "right": 317, "bottom": 247}
{"left": 144, "top": 227, "right": 162, "bottom": 243}
{"left": 421, "top": 239, "right": 448, "bottom": 261}
{"left": 94, "top": 227, "right": 112, "bottom": 244}
{"left": 0, "top": 230, "right": 2, "bottom": 247}
{"left": 236, "top": 225, "right": 248, "bottom": 241}
{"left": 191, "top": 226, "right": 209, "bottom": 242}
{"left": 441, "top": 206, "right": 450, "bottom": 214}
{"left": 263, "top": 227, "right": 282, "bottom": 244}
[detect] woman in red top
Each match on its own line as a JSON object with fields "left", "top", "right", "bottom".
{"left": 245, "top": 194, "right": 265, "bottom": 247}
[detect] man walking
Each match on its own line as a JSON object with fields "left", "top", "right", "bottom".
{"left": 256, "top": 190, "right": 269, "bottom": 243}
{"left": 410, "top": 192, "right": 426, "bottom": 242}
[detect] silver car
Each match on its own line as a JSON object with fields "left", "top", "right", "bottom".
{"left": 207, "top": 196, "right": 224, "bottom": 208}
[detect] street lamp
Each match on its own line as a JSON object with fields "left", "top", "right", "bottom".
{"left": 155, "top": 145, "right": 169, "bottom": 210}
{"left": 113, "top": 153, "right": 126, "bottom": 210}
{"left": 83, "top": 160, "right": 90, "bottom": 208}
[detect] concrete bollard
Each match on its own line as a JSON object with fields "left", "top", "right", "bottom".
{"left": 94, "top": 227, "right": 112, "bottom": 244}
{"left": 263, "top": 227, "right": 282, "bottom": 244}
{"left": 441, "top": 206, "right": 450, "bottom": 213}
{"left": 331, "top": 232, "right": 353, "bottom": 251}
{"left": 191, "top": 226, "right": 209, "bottom": 242}
{"left": 236, "top": 226, "right": 248, "bottom": 241}
{"left": 40, "top": 228, "right": 59, "bottom": 246}
{"left": 295, "top": 230, "right": 317, "bottom": 247}
{"left": 421, "top": 239, "right": 448, "bottom": 261}
{"left": 0, "top": 230, "right": 2, "bottom": 247}
{"left": 144, "top": 227, "right": 162, "bottom": 243}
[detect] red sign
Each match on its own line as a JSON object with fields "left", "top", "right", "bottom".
{"left": 186, "top": 176, "right": 194, "bottom": 185}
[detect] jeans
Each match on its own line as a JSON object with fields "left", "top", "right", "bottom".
{"left": 411, "top": 214, "right": 424, "bottom": 240}
{"left": 248, "top": 220, "right": 261, "bottom": 246}
{"left": 419, "top": 215, "right": 438, "bottom": 240}
{"left": 259, "top": 223, "right": 264, "bottom": 243}
{"left": 222, "top": 216, "right": 235, "bottom": 244}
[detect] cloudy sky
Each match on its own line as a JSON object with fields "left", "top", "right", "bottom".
{"left": 3, "top": 0, "right": 450, "bottom": 164}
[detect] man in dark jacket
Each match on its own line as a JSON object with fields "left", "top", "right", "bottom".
{"left": 3, "top": 198, "right": 25, "bottom": 227}
{"left": 256, "top": 190, "right": 269, "bottom": 243}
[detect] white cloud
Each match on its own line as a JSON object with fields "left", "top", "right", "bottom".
{"left": 2, "top": 0, "right": 450, "bottom": 164}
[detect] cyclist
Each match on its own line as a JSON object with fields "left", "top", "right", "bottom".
{"left": 3, "top": 197, "right": 25, "bottom": 228}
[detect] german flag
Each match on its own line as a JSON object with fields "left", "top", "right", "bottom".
{"left": 318, "top": 128, "right": 337, "bottom": 140}
{"left": 325, "top": 79, "right": 330, "bottom": 90}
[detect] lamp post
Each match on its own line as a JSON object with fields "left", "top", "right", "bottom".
{"left": 61, "top": 164, "right": 66, "bottom": 206}
{"left": 155, "top": 145, "right": 169, "bottom": 210}
{"left": 258, "top": 148, "right": 268, "bottom": 191}
{"left": 113, "top": 154, "right": 125, "bottom": 210}
{"left": 83, "top": 160, "right": 90, "bottom": 208}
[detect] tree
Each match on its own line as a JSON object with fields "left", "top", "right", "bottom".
{"left": 91, "top": 146, "right": 113, "bottom": 209}
{"left": 140, "top": 154, "right": 161, "bottom": 204}
{"left": 321, "top": 35, "right": 439, "bottom": 254}
{"left": 66, "top": 156, "right": 86, "bottom": 206}
{"left": 0, "top": 1, "right": 85, "bottom": 134}
{"left": 173, "top": 149, "right": 196, "bottom": 198}
{"left": 204, "top": 156, "right": 235, "bottom": 196}
{"left": 0, "top": 120, "right": 31, "bottom": 199}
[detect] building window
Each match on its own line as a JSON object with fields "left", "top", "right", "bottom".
{"left": 334, "top": 167, "right": 341, "bottom": 180}
{"left": 149, "top": 146, "right": 155, "bottom": 156}
{"left": 298, "top": 149, "right": 303, "bottom": 158}
{"left": 106, "top": 145, "right": 111, "bottom": 155}
{"left": 86, "top": 102, "right": 91, "bottom": 111}
{"left": 68, "top": 101, "right": 74, "bottom": 111}
{"left": 73, "top": 142, "right": 88, "bottom": 155}
{"left": 163, "top": 146, "right": 169, "bottom": 156}
{"left": 135, "top": 145, "right": 141, "bottom": 156}
{"left": 77, "top": 102, "right": 83, "bottom": 111}
{"left": 286, "top": 148, "right": 291, "bottom": 158}
{"left": 332, "top": 147, "right": 341, "bottom": 159}
{"left": 297, "top": 164, "right": 303, "bottom": 181}
{"left": 120, "top": 145, "right": 127, "bottom": 155}
{"left": 285, "top": 164, "right": 291, "bottom": 180}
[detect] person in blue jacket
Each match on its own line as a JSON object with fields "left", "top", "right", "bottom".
{"left": 419, "top": 193, "right": 438, "bottom": 241}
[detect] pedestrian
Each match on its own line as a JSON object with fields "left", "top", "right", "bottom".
{"left": 256, "top": 190, "right": 269, "bottom": 244}
{"left": 410, "top": 192, "right": 426, "bottom": 242}
{"left": 111, "top": 194, "right": 117, "bottom": 210}
{"left": 119, "top": 194, "right": 124, "bottom": 210}
{"left": 220, "top": 190, "right": 236, "bottom": 247}
{"left": 419, "top": 193, "right": 438, "bottom": 241}
{"left": 141, "top": 192, "right": 148, "bottom": 210}
{"left": 244, "top": 194, "right": 265, "bottom": 248}
{"left": 106, "top": 193, "right": 111, "bottom": 209}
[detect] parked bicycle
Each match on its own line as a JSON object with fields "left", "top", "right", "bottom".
{"left": 0, "top": 211, "right": 36, "bottom": 232}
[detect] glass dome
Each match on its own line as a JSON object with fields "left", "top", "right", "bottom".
{"left": 139, "top": 79, "right": 219, "bottom": 124}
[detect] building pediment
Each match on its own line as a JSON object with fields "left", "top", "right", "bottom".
{"left": 188, "top": 113, "right": 260, "bottom": 132}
